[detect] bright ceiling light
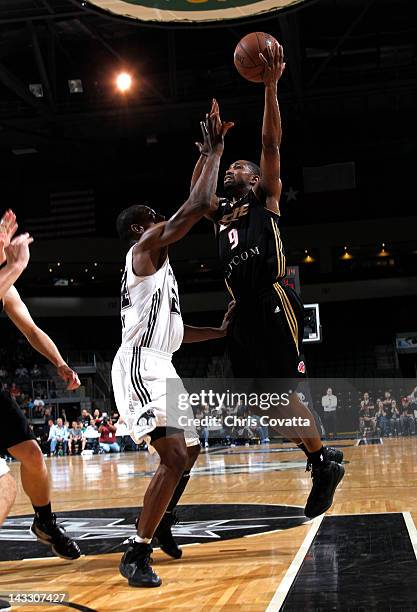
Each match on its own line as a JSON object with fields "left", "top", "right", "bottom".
{"left": 116, "top": 72, "right": 132, "bottom": 92}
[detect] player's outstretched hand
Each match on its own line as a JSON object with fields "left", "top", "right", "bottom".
{"left": 5, "top": 232, "right": 34, "bottom": 270}
{"left": 57, "top": 364, "right": 81, "bottom": 391}
{"left": 0, "top": 209, "right": 18, "bottom": 244}
{"left": 0, "top": 209, "right": 18, "bottom": 262}
{"left": 200, "top": 99, "right": 234, "bottom": 157}
{"left": 195, "top": 98, "right": 234, "bottom": 157}
{"left": 260, "top": 41, "right": 285, "bottom": 86}
{"left": 220, "top": 300, "right": 236, "bottom": 334}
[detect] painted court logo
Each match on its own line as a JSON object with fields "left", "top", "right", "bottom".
{"left": 0, "top": 504, "right": 309, "bottom": 562}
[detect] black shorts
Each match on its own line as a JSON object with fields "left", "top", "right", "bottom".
{"left": 0, "top": 390, "right": 36, "bottom": 454}
{"left": 149, "top": 426, "right": 184, "bottom": 444}
{"left": 227, "top": 283, "right": 306, "bottom": 379}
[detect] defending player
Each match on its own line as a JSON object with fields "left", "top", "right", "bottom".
{"left": 113, "top": 111, "right": 233, "bottom": 587}
{"left": 191, "top": 43, "right": 344, "bottom": 519}
{"left": 0, "top": 210, "right": 81, "bottom": 561}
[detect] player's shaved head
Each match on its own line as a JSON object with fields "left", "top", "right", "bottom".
{"left": 242, "top": 160, "right": 260, "bottom": 176}
{"left": 116, "top": 204, "right": 156, "bottom": 243}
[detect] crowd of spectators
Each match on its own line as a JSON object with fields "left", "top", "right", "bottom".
{"left": 194, "top": 403, "right": 270, "bottom": 449}
{"left": 22, "top": 408, "right": 143, "bottom": 458}
{"left": 0, "top": 361, "right": 54, "bottom": 417}
{"left": 359, "top": 387, "right": 417, "bottom": 437}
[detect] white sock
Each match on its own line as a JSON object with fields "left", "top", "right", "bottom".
{"left": 133, "top": 535, "right": 151, "bottom": 544}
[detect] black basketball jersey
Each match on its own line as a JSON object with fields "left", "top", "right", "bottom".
{"left": 214, "top": 189, "right": 286, "bottom": 300}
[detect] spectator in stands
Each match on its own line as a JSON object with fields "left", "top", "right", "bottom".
{"left": 235, "top": 405, "right": 256, "bottom": 446}
{"left": 92, "top": 408, "right": 102, "bottom": 426}
{"left": 33, "top": 396, "right": 45, "bottom": 416}
{"left": 68, "top": 421, "right": 85, "bottom": 455}
{"left": 24, "top": 396, "right": 35, "bottom": 416}
{"left": 248, "top": 410, "right": 270, "bottom": 444}
{"left": 10, "top": 382, "right": 22, "bottom": 403}
{"left": 408, "top": 386, "right": 417, "bottom": 412}
{"left": 321, "top": 387, "right": 338, "bottom": 439}
{"left": 382, "top": 391, "right": 394, "bottom": 412}
{"left": 98, "top": 416, "right": 120, "bottom": 453}
{"left": 400, "top": 398, "right": 416, "bottom": 436}
{"left": 43, "top": 406, "right": 52, "bottom": 421}
{"left": 375, "top": 399, "right": 389, "bottom": 436}
{"left": 30, "top": 363, "right": 42, "bottom": 378}
{"left": 48, "top": 417, "right": 69, "bottom": 455}
{"left": 83, "top": 423, "right": 100, "bottom": 453}
{"left": 359, "top": 392, "right": 376, "bottom": 434}
{"left": 14, "top": 364, "right": 28, "bottom": 380}
{"left": 390, "top": 400, "right": 400, "bottom": 436}
{"left": 80, "top": 408, "right": 93, "bottom": 427}
{"left": 195, "top": 404, "right": 210, "bottom": 449}
{"left": 115, "top": 415, "right": 131, "bottom": 452}
{"left": 0, "top": 365, "right": 8, "bottom": 379}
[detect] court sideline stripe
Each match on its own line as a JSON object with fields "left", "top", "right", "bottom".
{"left": 403, "top": 511, "right": 417, "bottom": 560}
{"left": 265, "top": 514, "right": 324, "bottom": 612}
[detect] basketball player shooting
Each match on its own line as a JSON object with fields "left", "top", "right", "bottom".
{"left": 0, "top": 209, "right": 81, "bottom": 563}
{"left": 113, "top": 110, "right": 233, "bottom": 588}
{"left": 191, "top": 40, "right": 344, "bottom": 519}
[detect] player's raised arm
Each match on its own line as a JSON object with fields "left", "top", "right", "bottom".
{"left": 190, "top": 99, "right": 220, "bottom": 193}
{"left": 253, "top": 42, "right": 286, "bottom": 215}
{"left": 137, "top": 112, "right": 232, "bottom": 253}
{"left": 190, "top": 99, "right": 234, "bottom": 220}
{"left": 0, "top": 231, "right": 33, "bottom": 300}
{"left": 2, "top": 285, "right": 81, "bottom": 391}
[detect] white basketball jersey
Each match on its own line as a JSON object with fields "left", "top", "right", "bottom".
{"left": 120, "top": 246, "right": 184, "bottom": 354}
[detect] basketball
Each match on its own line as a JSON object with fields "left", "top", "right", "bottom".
{"left": 234, "top": 32, "right": 279, "bottom": 83}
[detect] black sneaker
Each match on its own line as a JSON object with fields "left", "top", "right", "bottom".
{"left": 306, "top": 446, "right": 343, "bottom": 472}
{"left": 31, "top": 514, "right": 81, "bottom": 560}
{"left": 152, "top": 512, "right": 182, "bottom": 559}
{"left": 119, "top": 540, "right": 161, "bottom": 588}
{"left": 0, "top": 599, "right": 11, "bottom": 611}
{"left": 304, "top": 461, "right": 345, "bottom": 519}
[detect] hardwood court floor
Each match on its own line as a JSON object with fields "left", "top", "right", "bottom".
{"left": 1, "top": 438, "right": 416, "bottom": 611}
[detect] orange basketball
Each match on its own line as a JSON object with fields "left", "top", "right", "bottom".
{"left": 234, "top": 32, "right": 278, "bottom": 83}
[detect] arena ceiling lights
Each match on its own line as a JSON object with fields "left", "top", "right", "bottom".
{"left": 84, "top": 0, "right": 308, "bottom": 24}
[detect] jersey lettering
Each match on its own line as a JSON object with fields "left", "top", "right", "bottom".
{"left": 121, "top": 269, "right": 131, "bottom": 310}
{"left": 171, "top": 285, "right": 180, "bottom": 315}
{"left": 218, "top": 203, "right": 250, "bottom": 230}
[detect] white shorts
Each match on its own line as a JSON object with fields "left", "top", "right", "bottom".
{"left": 111, "top": 345, "right": 199, "bottom": 450}
{"left": 0, "top": 457, "right": 9, "bottom": 478}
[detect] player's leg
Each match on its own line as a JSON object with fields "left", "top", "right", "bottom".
{"left": 0, "top": 459, "right": 16, "bottom": 525}
{"left": 8, "top": 438, "right": 80, "bottom": 559}
{"left": 119, "top": 430, "right": 188, "bottom": 587}
{"left": 153, "top": 441, "right": 200, "bottom": 559}
{"left": 278, "top": 286, "right": 344, "bottom": 516}
{"left": 0, "top": 462, "right": 13, "bottom": 612}
{"left": 1, "top": 389, "right": 80, "bottom": 560}
{"left": 254, "top": 285, "right": 345, "bottom": 518}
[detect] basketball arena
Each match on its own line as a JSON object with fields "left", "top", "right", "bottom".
{"left": 0, "top": 0, "right": 416, "bottom": 610}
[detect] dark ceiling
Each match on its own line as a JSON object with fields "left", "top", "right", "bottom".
{"left": 0, "top": 0, "right": 415, "bottom": 235}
